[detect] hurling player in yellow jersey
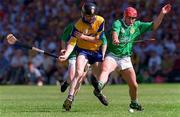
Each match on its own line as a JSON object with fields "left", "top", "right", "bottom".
{"left": 59, "top": 2, "right": 108, "bottom": 111}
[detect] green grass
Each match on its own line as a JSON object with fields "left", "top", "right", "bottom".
{"left": 0, "top": 84, "right": 180, "bottom": 117}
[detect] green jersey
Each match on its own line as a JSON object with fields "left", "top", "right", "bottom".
{"left": 108, "top": 19, "right": 153, "bottom": 58}
{"left": 60, "top": 23, "right": 76, "bottom": 59}
{"left": 100, "top": 32, "right": 107, "bottom": 46}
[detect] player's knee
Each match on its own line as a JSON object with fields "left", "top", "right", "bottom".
{"left": 69, "top": 74, "right": 75, "bottom": 81}
{"left": 76, "top": 69, "right": 84, "bottom": 78}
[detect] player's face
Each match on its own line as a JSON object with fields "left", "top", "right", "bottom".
{"left": 125, "top": 16, "right": 136, "bottom": 26}
{"left": 83, "top": 14, "right": 95, "bottom": 24}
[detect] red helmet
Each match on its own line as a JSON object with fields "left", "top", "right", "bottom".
{"left": 124, "top": 7, "right": 137, "bottom": 17}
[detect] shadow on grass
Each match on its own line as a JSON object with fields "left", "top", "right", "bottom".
{"left": 6, "top": 107, "right": 85, "bottom": 113}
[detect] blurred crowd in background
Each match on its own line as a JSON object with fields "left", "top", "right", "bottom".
{"left": 0, "top": 0, "right": 179, "bottom": 85}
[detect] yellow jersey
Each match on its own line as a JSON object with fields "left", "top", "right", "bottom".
{"left": 68, "top": 15, "right": 104, "bottom": 51}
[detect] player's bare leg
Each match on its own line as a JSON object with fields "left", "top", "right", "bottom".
{"left": 73, "top": 64, "right": 89, "bottom": 95}
{"left": 61, "top": 59, "right": 76, "bottom": 92}
{"left": 121, "top": 68, "right": 144, "bottom": 111}
{"left": 98, "top": 57, "right": 117, "bottom": 90}
{"left": 63, "top": 55, "right": 88, "bottom": 111}
{"left": 92, "top": 61, "right": 114, "bottom": 106}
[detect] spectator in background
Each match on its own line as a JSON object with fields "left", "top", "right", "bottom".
{"left": 148, "top": 50, "right": 162, "bottom": 78}
{"left": 144, "top": 38, "right": 164, "bottom": 56}
{"left": 163, "top": 34, "right": 176, "bottom": 55}
{"left": 42, "top": 55, "right": 55, "bottom": 84}
{"left": 8, "top": 49, "right": 27, "bottom": 84}
{"left": 160, "top": 49, "right": 174, "bottom": 81}
{"left": 137, "top": 68, "right": 153, "bottom": 83}
{"left": 31, "top": 54, "right": 44, "bottom": 69}
{"left": 25, "top": 61, "right": 44, "bottom": 86}
{"left": 168, "top": 44, "right": 180, "bottom": 82}
{"left": 0, "top": 49, "right": 10, "bottom": 84}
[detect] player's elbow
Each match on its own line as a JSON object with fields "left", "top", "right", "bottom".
{"left": 153, "top": 25, "right": 158, "bottom": 31}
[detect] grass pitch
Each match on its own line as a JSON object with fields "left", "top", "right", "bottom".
{"left": 0, "top": 84, "right": 180, "bottom": 117}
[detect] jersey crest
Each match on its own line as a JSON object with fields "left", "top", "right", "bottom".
{"left": 121, "top": 28, "right": 125, "bottom": 33}
{"left": 130, "top": 27, "right": 135, "bottom": 34}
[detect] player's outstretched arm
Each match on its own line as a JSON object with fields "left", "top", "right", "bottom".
{"left": 153, "top": 4, "right": 171, "bottom": 30}
{"left": 58, "top": 43, "right": 75, "bottom": 62}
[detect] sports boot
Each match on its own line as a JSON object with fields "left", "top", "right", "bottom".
{"left": 63, "top": 98, "right": 73, "bottom": 111}
{"left": 93, "top": 89, "right": 108, "bottom": 106}
{"left": 129, "top": 102, "right": 144, "bottom": 111}
{"left": 61, "top": 81, "right": 69, "bottom": 92}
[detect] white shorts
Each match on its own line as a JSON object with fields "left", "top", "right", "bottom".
{"left": 106, "top": 52, "right": 133, "bottom": 70}
{"left": 68, "top": 57, "right": 76, "bottom": 67}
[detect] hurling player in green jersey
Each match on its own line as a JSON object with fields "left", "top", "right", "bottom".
{"left": 96, "top": 4, "right": 171, "bottom": 111}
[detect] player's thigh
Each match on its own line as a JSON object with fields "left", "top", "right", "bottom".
{"left": 68, "top": 58, "right": 76, "bottom": 78}
{"left": 76, "top": 54, "right": 88, "bottom": 75}
{"left": 121, "top": 68, "right": 137, "bottom": 86}
{"left": 102, "top": 56, "right": 117, "bottom": 73}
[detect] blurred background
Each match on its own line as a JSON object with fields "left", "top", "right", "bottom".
{"left": 0, "top": 0, "right": 179, "bottom": 86}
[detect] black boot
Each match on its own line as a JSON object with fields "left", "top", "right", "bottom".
{"left": 93, "top": 89, "right": 109, "bottom": 106}
{"left": 129, "top": 102, "right": 144, "bottom": 111}
{"left": 61, "top": 81, "right": 69, "bottom": 92}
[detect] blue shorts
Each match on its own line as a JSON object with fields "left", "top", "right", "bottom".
{"left": 76, "top": 48, "right": 103, "bottom": 64}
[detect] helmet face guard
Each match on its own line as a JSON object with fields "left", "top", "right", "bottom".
{"left": 81, "top": 2, "right": 96, "bottom": 24}
{"left": 82, "top": 14, "right": 96, "bottom": 24}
